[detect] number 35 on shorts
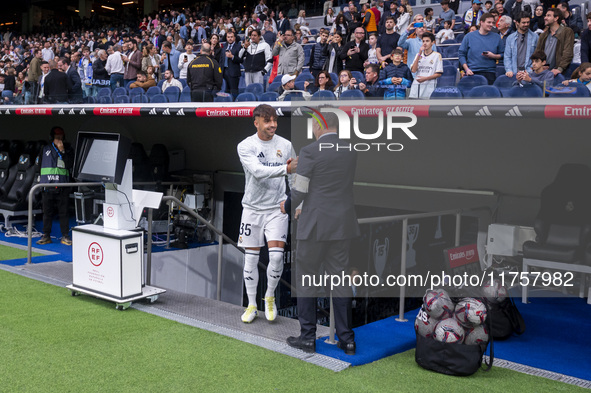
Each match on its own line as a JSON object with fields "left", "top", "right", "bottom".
{"left": 240, "top": 223, "right": 252, "bottom": 237}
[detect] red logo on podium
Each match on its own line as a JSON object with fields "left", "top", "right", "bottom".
{"left": 88, "top": 242, "right": 104, "bottom": 266}
{"left": 107, "top": 206, "right": 114, "bottom": 217}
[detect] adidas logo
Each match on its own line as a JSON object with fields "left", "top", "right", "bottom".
{"left": 69, "top": 109, "right": 76, "bottom": 115}
{"left": 58, "top": 109, "right": 65, "bottom": 115}
{"left": 292, "top": 107, "right": 303, "bottom": 116}
{"left": 475, "top": 106, "right": 492, "bottom": 116}
{"left": 162, "top": 108, "right": 171, "bottom": 115}
{"left": 4, "top": 109, "right": 9, "bottom": 115}
{"left": 505, "top": 106, "right": 522, "bottom": 117}
{"left": 149, "top": 108, "right": 157, "bottom": 115}
{"left": 257, "top": 152, "right": 265, "bottom": 158}
{"left": 275, "top": 108, "right": 284, "bottom": 117}
{"left": 79, "top": 108, "right": 86, "bottom": 115}
{"left": 244, "top": 277, "right": 254, "bottom": 281}
{"left": 176, "top": 108, "right": 185, "bottom": 116}
{"left": 447, "top": 106, "right": 463, "bottom": 116}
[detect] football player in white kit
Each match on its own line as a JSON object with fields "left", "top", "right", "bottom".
{"left": 237, "top": 104, "right": 297, "bottom": 323}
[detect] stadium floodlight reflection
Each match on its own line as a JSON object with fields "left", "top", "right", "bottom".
{"left": 101, "top": 5, "right": 115, "bottom": 10}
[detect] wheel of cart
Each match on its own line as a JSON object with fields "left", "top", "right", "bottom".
{"left": 115, "top": 302, "right": 132, "bottom": 310}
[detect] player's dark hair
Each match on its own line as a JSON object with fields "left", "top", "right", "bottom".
{"left": 253, "top": 104, "right": 277, "bottom": 121}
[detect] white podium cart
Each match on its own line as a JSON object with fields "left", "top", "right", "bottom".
{"left": 67, "top": 224, "right": 165, "bottom": 310}
{"left": 67, "top": 142, "right": 165, "bottom": 309}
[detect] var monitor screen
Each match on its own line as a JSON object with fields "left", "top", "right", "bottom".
{"left": 73, "top": 132, "right": 131, "bottom": 184}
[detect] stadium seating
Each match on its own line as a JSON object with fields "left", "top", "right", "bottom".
{"left": 493, "top": 74, "right": 517, "bottom": 96}
{"left": 267, "top": 81, "right": 283, "bottom": 94}
{"left": 547, "top": 83, "right": 591, "bottom": 97}
{"left": 112, "top": 87, "right": 128, "bottom": 97}
{"left": 340, "top": 89, "right": 366, "bottom": 100}
{"left": 97, "top": 87, "right": 111, "bottom": 98}
{"left": 132, "top": 95, "right": 149, "bottom": 103}
{"left": 213, "top": 95, "right": 233, "bottom": 102}
{"left": 565, "top": 63, "right": 580, "bottom": 79}
{"left": 505, "top": 84, "right": 544, "bottom": 97}
{"left": 282, "top": 92, "right": 303, "bottom": 101}
{"left": 465, "top": 85, "right": 502, "bottom": 98}
{"left": 457, "top": 75, "right": 488, "bottom": 95}
{"left": 235, "top": 92, "right": 257, "bottom": 102}
{"left": 238, "top": 75, "right": 246, "bottom": 93}
{"left": 179, "top": 79, "right": 188, "bottom": 89}
{"left": 157, "top": 80, "right": 165, "bottom": 89}
{"left": 437, "top": 75, "right": 457, "bottom": 87}
{"left": 245, "top": 83, "right": 264, "bottom": 97}
{"left": 146, "top": 86, "right": 161, "bottom": 99}
{"left": 329, "top": 72, "right": 338, "bottom": 85}
{"left": 150, "top": 94, "right": 168, "bottom": 103}
{"left": 311, "top": 90, "right": 336, "bottom": 100}
{"left": 430, "top": 86, "right": 463, "bottom": 99}
{"left": 179, "top": 91, "right": 191, "bottom": 102}
{"left": 259, "top": 92, "right": 279, "bottom": 101}
{"left": 114, "top": 95, "right": 130, "bottom": 103}
{"left": 295, "top": 70, "right": 313, "bottom": 83}
{"left": 351, "top": 71, "right": 365, "bottom": 83}
{"left": 129, "top": 87, "right": 145, "bottom": 99}
{"left": 98, "top": 96, "right": 112, "bottom": 104}
{"left": 495, "top": 65, "right": 506, "bottom": 78}
{"left": 163, "top": 86, "right": 181, "bottom": 102}
{"left": 295, "top": 81, "right": 307, "bottom": 90}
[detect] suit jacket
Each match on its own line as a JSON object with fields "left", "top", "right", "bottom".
{"left": 124, "top": 49, "right": 143, "bottom": 80}
{"left": 66, "top": 66, "right": 83, "bottom": 103}
{"left": 222, "top": 41, "right": 243, "bottom": 78}
{"left": 43, "top": 69, "right": 69, "bottom": 104}
{"left": 161, "top": 47, "right": 181, "bottom": 78}
{"left": 290, "top": 133, "right": 360, "bottom": 241}
{"left": 277, "top": 18, "right": 291, "bottom": 35}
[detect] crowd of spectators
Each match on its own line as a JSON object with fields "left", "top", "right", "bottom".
{"left": 0, "top": 0, "right": 590, "bottom": 104}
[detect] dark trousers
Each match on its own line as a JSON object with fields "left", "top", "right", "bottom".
{"left": 42, "top": 189, "right": 70, "bottom": 237}
{"left": 295, "top": 238, "right": 355, "bottom": 343}
{"left": 474, "top": 71, "right": 496, "bottom": 85}
{"left": 223, "top": 73, "right": 240, "bottom": 99}
{"left": 191, "top": 89, "right": 214, "bottom": 102}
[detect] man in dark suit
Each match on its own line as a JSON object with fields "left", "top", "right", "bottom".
{"left": 43, "top": 60, "right": 69, "bottom": 104}
{"left": 277, "top": 11, "right": 291, "bottom": 35}
{"left": 222, "top": 31, "right": 242, "bottom": 98}
{"left": 284, "top": 110, "right": 360, "bottom": 355}
{"left": 59, "top": 56, "right": 83, "bottom": 104}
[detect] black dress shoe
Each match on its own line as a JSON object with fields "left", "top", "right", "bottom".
{"left": 286, "top": 335, "right": 316, "bottom": 353}
{"left": 337, "top": 340, "right": 356, "bottom": 355}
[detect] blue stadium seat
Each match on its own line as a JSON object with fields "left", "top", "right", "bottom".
{"left": 97, "top": 87, "right": 111, "bottom": 98}
{"left": 267, "top": 81, "right": 283, "bottom": 94}
{"left": 465, "top": 85, "right": 502, "bottom": 98}
{"left": 214, "top": 95, "right": 233, "bottom": 102}
{"left": 245, "top": 83, "right": 264, "bottom": 97}
{"left": 112, "top": 87, "right": 128, "bottom": 97}
{"left": 495, "top": 65, "right": 506, "bottom": 78}
{"left": 295, "top": 71, "right": 313, "bottom": 83}
{"left": 182, "top": 85, "right": 191, "bottom": 94}
{"left": 437, "top": 75, "right": 457, "bottom": 87}
{"left": 282, "top": 92, "right": 303, "bottom": 101}
{"left": 457, "top": 75, "right": 488, "bottom": 95}
{"left": 157, "top": 79, "right": 165, "bottom": 89}
{"left": 329, "top": 72, "right": 338, "bottom": 85}
{"left": 179, "top": 91, "right": 191, "bottom": 102}
{"left": 259, "top": 92, "right": 279, "bottom": 101}
{"left": 163, "top": 86, "right": 181, "bottom": 102}
{"left": 506, "top": 84, "right": 544, "bottom": 97}
{"left": 179, "top": 78, "right": 188, "bottom": 89}
{"left": 98, "top": 95, "right": 112, "bottom": 104}
{"left": 552, "top": 74, "right": 565, "bottom": 85}
{"left": 444, "top": 45, "right": 459, "bottom": 58}
{"left": 125, "top": 80, "right": 134, "bottom": 89}
{"left": 546, "top": 83, "right": 591, "bottom": 97}
{"left": 455, "top": 33, "right": 465, "bottom": 42}
{"left": 114, "top": 95, "right": 130, "bottom": 103}
{"left": 150, "top": 94, "right": 168, "bottom": 103}
{"left": 430, "top": 86, "right": 463, "bottom": 99}
{"left": 146, "top": 86, "right": 161, "bottom": 99}
{"left": 339, "top": 89, "right": 366, "bottom": 100}
{"left": 132, "top": 95, "right": 148, "bottom": 103}
{"left": 442, "top": 65, "right": 458, "bottom": 78}
{"left": 129, "top": 88, "right": 144, "bottom": 99}
{"left": 235, "top": 92, "right": 257, "bottom": 102}
{"left": 311, "top": 90, "right": 336, "bottom": 100}
{"left": 84, "top": 96, "right": 96, "bottom": 104}
{"left": 493, "top": 74, "right": 517, "bottom": 96}
{"left": 295, "top": 81, "right": 307, "bottom": 90}
{"left": 351, "top": 71, "right": 365, "bottom": 83}
{"left": 238, "top": 74, "right": 246, "bottom": 93}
